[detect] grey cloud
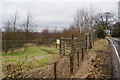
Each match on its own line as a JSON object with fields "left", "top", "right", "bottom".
{"left": 0, "top": 1, "right": 118, "bottom": 31}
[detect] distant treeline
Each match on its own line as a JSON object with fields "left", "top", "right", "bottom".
{"left": 2, "top": 7, "right": 120, "bottom": 52}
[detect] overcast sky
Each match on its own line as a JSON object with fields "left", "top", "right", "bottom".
{"left": 0, "top": 0, "right": 119, "bottom": 32}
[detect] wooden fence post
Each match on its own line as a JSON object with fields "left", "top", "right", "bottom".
{"left": 89, "top": 34, "right": 92, "bottom": 49}
{"left": 63, "top": 38, "right": 65, "bottom": 55}
{"left": 82, "top": 48, "right": 84, "bottom": 61}
{"left": 54, "top": 62, "right": 57, "bottom": 79}
{"left": 93, "top": 33, "right": 95, "bottom": 45}
{"left": 70, "top": 35, "right": 74, "bottom": 74}
{"left": 59, "top": 39, "right": 62, "bottom": 55}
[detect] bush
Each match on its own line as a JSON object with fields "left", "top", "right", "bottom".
{"left": 112, "top": 27, "right": 120, "bottom": 37}
{"left": 96, "top": 27, "right": 106, "bottom": 38}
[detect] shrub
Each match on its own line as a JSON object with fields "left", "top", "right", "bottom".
{"left": 112, "top": 27, "right": 120, "bottom": 37}
{"left": 96, "top": 26, "right": 106, "bottom": 38}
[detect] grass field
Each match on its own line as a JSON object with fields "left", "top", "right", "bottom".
{"left": 2, "top": 45, "right": 59, "bottom": 75}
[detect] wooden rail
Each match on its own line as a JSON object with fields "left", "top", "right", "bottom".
{"left": 59, "top": 34, "right": 95, "bottom": 74}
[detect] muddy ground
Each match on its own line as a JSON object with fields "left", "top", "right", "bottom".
{"left": 72, "top": 40, "right": 113, "bottom": 78}
{"left": 3, "top": 39, "right": 113, "bottom": 79}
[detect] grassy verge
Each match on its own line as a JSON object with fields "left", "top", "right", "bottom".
{"left": 89, "top": 39, "right": 108, "bottom": 54}
{"left": 2, "top": 45, "right": 59, "bottom": 77}
{"left": 87, "top": 39, "right": 112, "bottom": 78}
{"left": 73, "top": 39, "right": 111, "bottom": 78}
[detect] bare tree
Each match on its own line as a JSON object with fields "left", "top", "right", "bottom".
{"left": 73, "top": 7, "right": 97, "bottom": 33}
{"left": 12, "top": 12, "right": 17, "bottom": 31}
{"left": 73, "top": 8, "right": 87, "bottom": 33}
{"left": 6, "top": 12, "right": 18, "bottom": 32}
{"left": 23, "top": 13, "right": 33, "bottom": 40}
{"left": 3, "top": 11, "right": 18, "bottom": 33}
{"left": 87, "top": 6, "right": 97, "bottom": 32}
{"left": 95, "top": 12, "right": 115, "bottom": 29}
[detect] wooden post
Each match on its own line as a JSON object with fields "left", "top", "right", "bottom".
{"left": 89, "top": 34, "right": 92, "bottom": 49}
{"left": 59, "top": 39, "right": 62, "bottom": 55}
{"left": 70, "top": 35, "right": 74, "bottom": 74}
{"left": 93, "top": 33, "right": 95, "bottom": 45}
{"left": 82, "top": 48, "right": 84, "bottom": 61}
{"left": 54, "top": 62, "right": 57, "bottom": 80}
{"left": 63, "top": 38, "right": 65, "bottom": 55}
